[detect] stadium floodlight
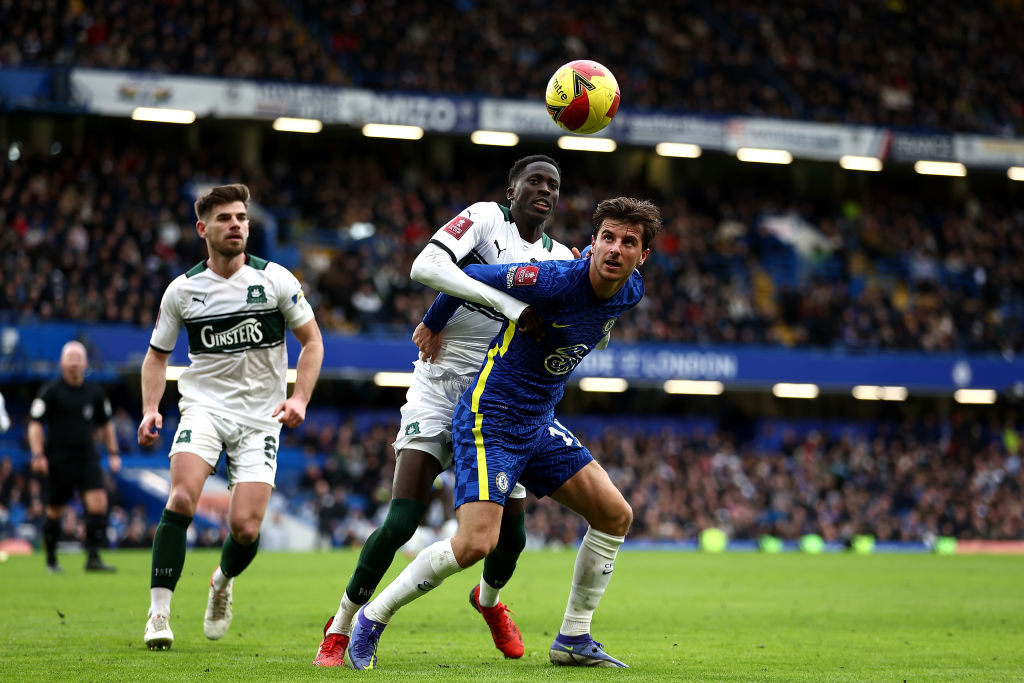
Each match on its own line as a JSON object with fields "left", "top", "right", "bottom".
{"left": 578, "top": 377, "right": 628, "bottom": 393}
{"left": 373, "top": 371, "right": 415, "bottom": 387}
{"left": 772, "top": 383, "right": 819, "bottom": 399}
{"left": 736, "top": 148, "right": 793, "bottom": 164}
{"left": 839, "top": 155, "right": 883, "bottom": 172}
{"left": 913, "top": 161, "right": 967, "bottom": 177}
{"left": 953, "top": 388, "right": 997, "bottom": 404}
{"left": 131, "top": 107, "right": 197, "bottom": 124}
{"left": 557, "top": 136, "right": 617, "bottom": 152}
{"left": 361, "top": 124, "right": 425, "bottom": 140}
{"left": 272, "top": 117, "right": 323, "bottom": 134}
{"left": 663, "top": 380, "right": 724, "bottom": 395}
{"left": 1008, "top": 166, "right": 1024, "bottom": 181}
{"left": 470, "top": 130, "right": 520, "bottom": 146}
{"left": 656, "top": 142, "right": 702, "bottom": 158}
{"left": 852, "top": 385, "right": 908, "bottom": 401}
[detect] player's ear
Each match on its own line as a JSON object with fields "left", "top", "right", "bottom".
{"left": 637, "top": 248, "right": 650, "bottom": 267}
{"left": 196, "top": 220, "right": 207, "bottom": 239}
{"left": 506, "top": 186, "right": 514, "bottom": 201}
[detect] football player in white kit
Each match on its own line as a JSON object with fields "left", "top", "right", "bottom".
{"left": 314, "top": 156, "right": 577, "bottom": 666}
{"left": 138, "top": 183, "right": 323, "bottom": 651}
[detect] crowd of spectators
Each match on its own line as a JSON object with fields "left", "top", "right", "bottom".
{"left": 8, "top": 408, "right": 1018, "bottom": 550}
{"left": 3, "top": 0, "right": 1023, "bottom": 135}
{"left": 2, "top": 140, "right": 1022, "bottom": 354}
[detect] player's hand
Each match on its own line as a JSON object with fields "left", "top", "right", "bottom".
{"left": 108, "top": 453, "right": 122, "bottom": 474}
{"left": 30, "top": 454, "right": 48, "bottom": 476}
{"left": 571, "top": 246, "right": 582, "bottom": 258}
{"left": 413, "top": 322, "right": 443, "bottom": 363}
{"left": 137, "top": 411, "right": 163, "bottom": 447}
{"left": 273, "top": 397, "right": 307, "bottom": 428}
{"left": 517, "top": 307, "right": 546, "bottom": 341}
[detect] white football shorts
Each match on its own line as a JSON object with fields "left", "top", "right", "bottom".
{"left": 393, "top": 361, "right": 525, "bottom": 500}
{"left": 169, "top": 410, "right": 281, "bottom": 488}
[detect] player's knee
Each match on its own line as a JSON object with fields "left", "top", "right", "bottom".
{"left": 231, "top": 519, "right": 261, "bottom": 545}
{"left": 594, "top": 501, "right": 632, "bottom": 537}
{"left": 166, "top": 489, "right": 197, "bottom": 516}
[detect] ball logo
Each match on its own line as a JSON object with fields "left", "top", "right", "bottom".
{"left": 443, "top": 216, "right": 474, "bottom": 239}
{"left": 495, "top": 471, "right": 510, "bottom": 493}
{"left": 513, "top": 265, "right": 539, "bottom": 286}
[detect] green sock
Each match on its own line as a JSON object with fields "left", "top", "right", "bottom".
{"left": 482, "top": 510, "right": 526, "bottom": 590}
{"left": 220, "top": 533, "right": 260, "bottom": 578}
{"left": 151, "top": 509, "right": 192, "bottom": 590}
{"left": 346, "top": 498, "right": 426, "bottom": 603}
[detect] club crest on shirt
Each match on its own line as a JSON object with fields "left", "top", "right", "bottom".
{"left": 246, "top": 284, "right": 267, "bottom": 304}
{"left": 443, "top": 216, "right": 474, "bottom": 239}
{"left": 505, "top": 265, "right": 539, "bottom": 288}
{"left": 495, "top": 471, "right": 510, "bottom": 493}
{"left": 603, "top": 318, "right": 617, "bottom": 334}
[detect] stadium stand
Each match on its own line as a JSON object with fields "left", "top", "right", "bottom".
{"left": 2, "top": 1, "right": 1023, "bottom": 554}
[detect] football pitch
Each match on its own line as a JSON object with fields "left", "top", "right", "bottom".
{"left": 1, "top": 548, "right": 1021, "bottom": 681}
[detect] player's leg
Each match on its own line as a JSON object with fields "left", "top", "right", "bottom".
{"left": 146, "top": 450, "right": 211, "bottom": 650}
{"left": 82, "top": 462, "right": 115, "bottom": 572}
{"left": 206, "top": 420, "right": 276, "bottom": 641}
{"left": 317, "top": 447, "right": 441, "bottom": 666}
{"left": 347, "top": 500, "right": 501, "bottom": 669}
{"left": 471, "top": 489, "right": 526, "bottom": 658}
{"left": 547, "top": 460, "right": 632, "bottom": 667}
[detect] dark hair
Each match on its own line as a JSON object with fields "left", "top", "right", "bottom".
{"left": 591, "top": 197, "right": 663, "bottom": 249}
{"left": 507, "top": 155, "right": 561, "bottom": 187}
{"left": 194, "top": 183, "right": 250, "bottom": 222}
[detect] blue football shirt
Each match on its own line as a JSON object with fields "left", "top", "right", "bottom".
{"left": 423, "top": 258, "right": 644, "bottom": 422}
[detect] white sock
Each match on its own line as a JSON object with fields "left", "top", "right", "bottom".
{"left": 328, "top": 592, "right": 360, "bottom": 636}
{"left": 150, "top": 587, "right": 172, "bottom": 617}
{"left": 211, "top": 566, "right": 231, "bottom": 592}
{"left": 477, "top": 575, "right": 500, "bottom": 608}
{"left": 560, "top": 527, "right": 624, "bottom": 636}
{"left": 365, "top": 538, "right": 462, "bottom": 624}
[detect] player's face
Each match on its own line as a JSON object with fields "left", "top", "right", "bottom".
{"left": 589, "top": 219, "right": 649, "bottom": 287}
{"left": 508, "top": 162, "right": 560, "bottom": 224}
{"left": 198, "top": 200, "right": 249, "bottom": 258}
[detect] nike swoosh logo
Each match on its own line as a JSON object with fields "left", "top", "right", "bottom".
{"left": 552, "top": 322, "right": 570, "bottom": 328}
{"left": 602, "top": 569, "right": 613, "bottom": 575}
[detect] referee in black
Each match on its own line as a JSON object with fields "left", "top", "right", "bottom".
{"left": 28, "top": 340, "right": 122, "bottom": 573}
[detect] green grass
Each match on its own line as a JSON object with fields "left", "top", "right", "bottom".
{"left": 1, "top": 548, "right": 1022, "bottom": 681}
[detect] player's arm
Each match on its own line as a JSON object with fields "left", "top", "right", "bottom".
{"left": 273, "top": 317, "right": 323, "bottom": 428}
{"left": 411, "top": 242, "right": 530, "bottom": 323}
{"left": 138, "top": 348, "right": 169, "bottom": 447}
{"left": 96, "top": 396, "right": 120, "bottom": 473}
{"left": 28, "top": 387, "right": 49, "bottom": 475}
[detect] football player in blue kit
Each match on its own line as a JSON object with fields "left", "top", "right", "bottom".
{"left": 345, "top": 196, "right": 662, "bottom": 670}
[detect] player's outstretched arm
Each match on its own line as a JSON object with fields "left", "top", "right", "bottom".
{"left": 411, "top": 243, "right": 530, "bottom": 322}
{"left": 138, "top": 348, "right": 170, "bottom": 447}
{"left": 274, "top": 317, "right": 323, "bottom": 427}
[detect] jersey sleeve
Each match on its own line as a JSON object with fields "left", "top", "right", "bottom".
{"left": 271, "top": 264, "right": 315, "bottom": 329}
{"left": 150, "top": 277, "right": 185, "bottom": 352}
{"left": 93, "top": 388, "right": 112, "bottom": 426}
{"left": 29, "top": 382, "right": 54, "bottom": 422}
{"left": 426, "top": 202, "right": 500, "bottom": 263}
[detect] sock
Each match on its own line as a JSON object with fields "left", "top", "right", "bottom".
{"left": 43, "top": 517, "right": 60, "bottom": 565}
{"left": 150, "top": 587, "right": 172, "bottom": 617}
{"left": 151, "top": 508, "right": 192, "bottom": 590}
{"left": 212, "top": 566, "right": 231, "bottom": 592}
{"left": 85, "top": 514, "right": 106, "bottom": 559}
{"left": 365, "top": 538, "right": 461, "bottom": 623}
{"left": 328, "top": 592, "right": 360, "bottom": 636}
{"left": 345, "top": 498, "right": 426, "bottom": 604}
{"left": 220, "top": 533, "right": 259, "bottom": 578}
{"left": 479, "top": 510, "right": 526, "bottom": 607}
{"left": 560, "top": 527, "right": 624, "bottom": 636}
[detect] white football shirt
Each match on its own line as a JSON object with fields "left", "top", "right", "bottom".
{"left": 425, "top": 201, "right": 574, "bottom": 375}
{"left": 150, "top": 255, "right": 315, "bottom": 429}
